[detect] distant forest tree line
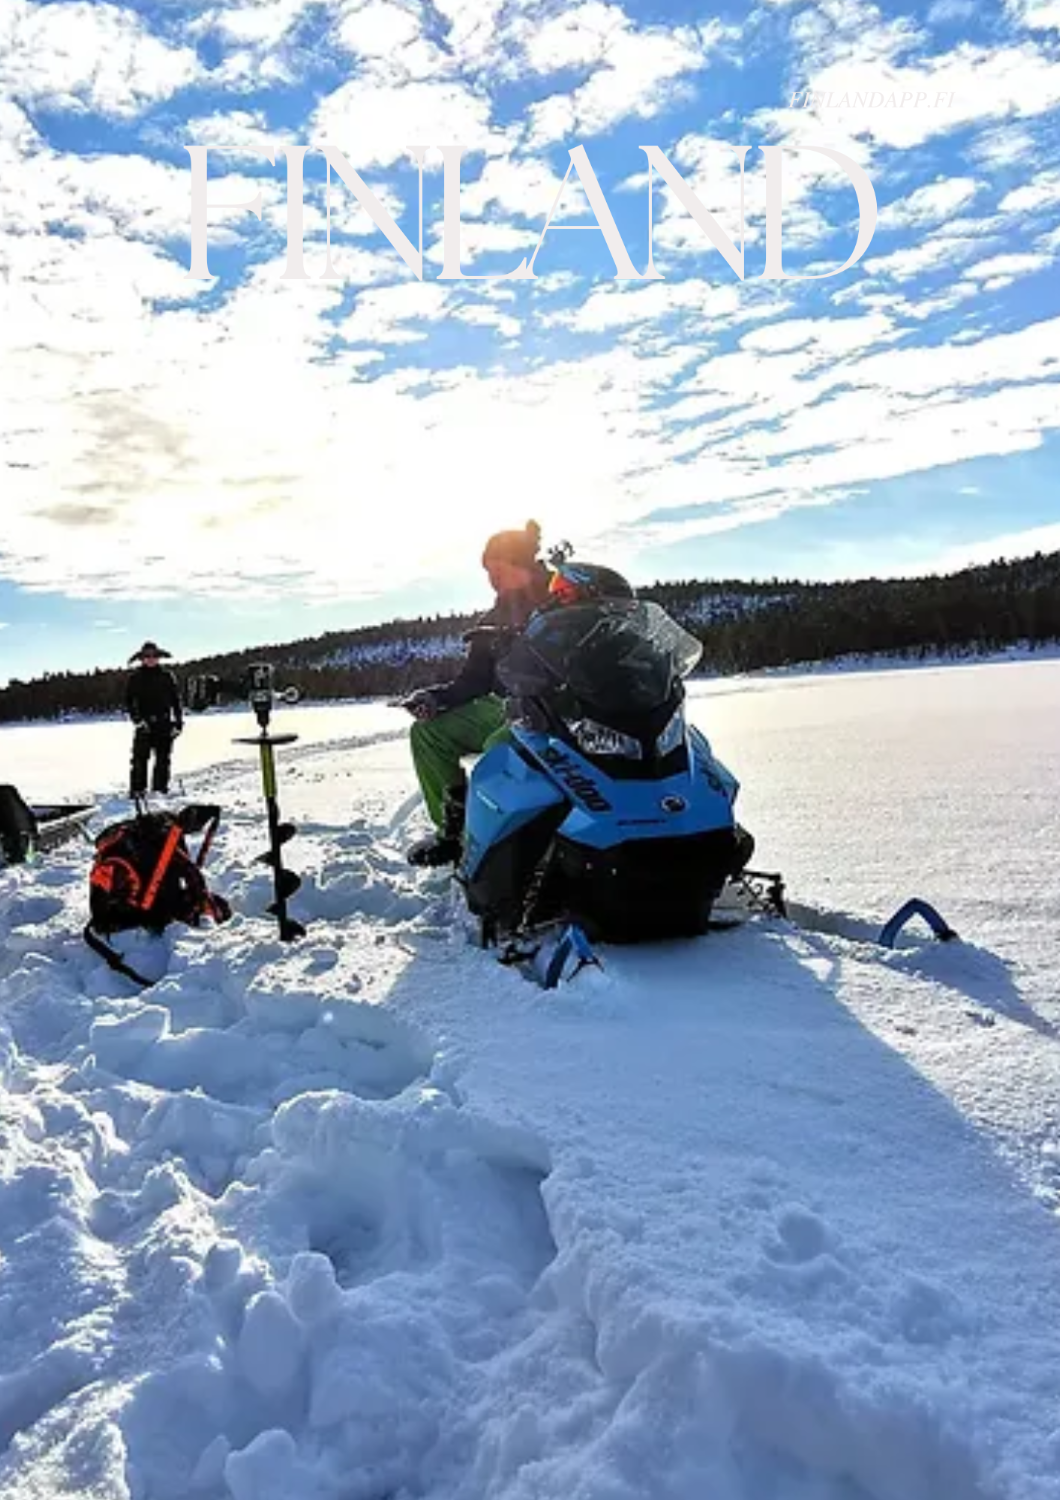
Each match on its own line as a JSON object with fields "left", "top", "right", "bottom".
{"left": 1, "top": 551, "right": 1057, "bottom": 724}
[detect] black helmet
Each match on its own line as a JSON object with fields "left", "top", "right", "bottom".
{"left": 547, "top": 560, "right": 636, "bottom": 605}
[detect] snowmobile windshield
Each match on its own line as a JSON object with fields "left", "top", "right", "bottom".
{"left": 499, "top": 599, "right": 703, "bottom": 715}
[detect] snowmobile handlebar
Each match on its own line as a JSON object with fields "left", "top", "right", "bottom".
{"left": 462, "top": 624, "right": 517, "bottom": 646}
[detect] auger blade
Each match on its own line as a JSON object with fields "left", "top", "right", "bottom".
{"left": 255, "top": 824, "right": 298, "bottom": 867}
{"left": 265, "top": 874, "right": 302, "bottom": 909}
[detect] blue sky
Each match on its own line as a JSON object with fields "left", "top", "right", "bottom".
{"left": 1, "top": 0, "right": 1059, "bottom": 684}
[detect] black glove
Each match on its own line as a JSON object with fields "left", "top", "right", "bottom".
{"left": 462, "top": 624, "right": 514, "bottom": 648}
{"left": 402, "top": 688, "right": 443, "bottom": 721}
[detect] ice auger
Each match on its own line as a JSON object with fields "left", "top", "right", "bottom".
{"left": 231, "top": 663, "right": 307, "bottom": 942}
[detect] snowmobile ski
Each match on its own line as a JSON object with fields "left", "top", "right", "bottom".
{"left": 495, "top": 920, "right": 602, "bottom": 990}
{"left": 1, "top": 784, "right": 98, "bottom": 867}
{"left": 877, "top": 897, "right": 958, "bottom": 948}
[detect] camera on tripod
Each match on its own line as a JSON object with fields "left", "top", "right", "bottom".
{"left": 185, "top": 662, "right": 301, "bottom": 725}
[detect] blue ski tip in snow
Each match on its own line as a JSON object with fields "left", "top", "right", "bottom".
{"left": 532, "top": 924, "right": 601, "bottom": 990}
{"left": 878, "top": 898, "right": 959, "bottom": 949}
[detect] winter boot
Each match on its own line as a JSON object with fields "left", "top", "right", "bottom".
{"left": 407, "top": 776, "right": 467, "bottom": 868}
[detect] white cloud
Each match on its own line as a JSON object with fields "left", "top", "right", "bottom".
{"left": 312, "top": 80, "right": 514, "bottom": 168}
{"left": 1005, "top": 0, "right": 1060, "bottom": 30}
{"left": 429, "top": 0, "right": 514, "bottom": 68}
{"left": 451, "top": 302, "right": 522, "bottom": 339}
{"left": 521, "top": 14, "right": 731, "bottom": 147}
{"left": 521, "top": 2, "right": 628, "bottom": 72}
{"left": 927, "top": 0, "right": 976, "bottom": 19}
{"left": 3, "top": 0, "right": 1060, "bottom": 608}
{"left": 737, "top": 319, "right": 817, "bottom": 353}
{"left": 739, "top": 312, "right": 897, "bottom": 356}
{"left": 0, "top": 105, "right": 416, "bottom": 282}
{"left": 850, "top": 316, "right": 1060, "bottom": 393}
{"left": 459, "top": 157, "right": 566, "bottom": 222}
{"left": 335, "top": 0, "right": 450, "bottom": 83}
{"left": 878, "top": 176, "right": 981, "bottom": 229}
{"left": 968, "top": 123, "right": 1037, "bottom": 168}
{"left": 424, "top": 218, "right": 539, "bottom": 269}
{"left": 962, "top": 251, "right": 1056, "bottom": 289}
{"left": 0, "top": 116, "right": 278, "bottom": 251}
{"left": 179, "top": 110, "right": 300, "bottom": 165}
{"left": 551, "top": 278, "right": 749, "bottom": 333}
{"left": 633, "top": 137, "right": 764, "bottom": 265}
{"left": 5, "top": 275, "right": 1060, "bottom": 600}
{"left": 0, "top": 0, "right": 200, "bottom": 116}
{"left": 785, "top": 0, "right": 922, "bottom": 77}
{"left": 885, "top": 284, "right": 980, "bottom": 319}
{"left": 929, "top": 522, "right": 1060, "bottom": 574}
{"left": 200, "top": 0, "right": 310, "bottom": 48}
{"left": 337, "top": 0, "right": 423, "bottom": 57}
{"left": 332, "top": 280, "right": 454, "bottom": 344}
{"left": 787, "top": 43, "right": 1060, "bottom": 151}
{"left": 999, "top": 172, "right": 1060, "bottom": 215}
{"left": 607, "top": 309, "right": 1060, "bottom": 527}
{"left": 778, "top": 0, "right": 1060, "bottom": 156}
{"left": 864, "top": 221, "right": 997, "bottom": 282}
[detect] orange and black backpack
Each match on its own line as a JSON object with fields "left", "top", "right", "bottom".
{"left": 84, "top": 804, "right": 232, "bottom": 985}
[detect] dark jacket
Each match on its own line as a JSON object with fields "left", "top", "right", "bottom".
{"left": 127, "top": 664, "right": 183, "bottom": 728}
{"left": 431, "top": 563, "right": 552, "bottom": 712}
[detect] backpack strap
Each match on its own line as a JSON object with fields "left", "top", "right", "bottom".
{"left": 192, "top": 807, "right": 222, "bottom": 869}
{"left": 138, "top": 822, "right": 184, "bottom": 914}
{"left": 82, "top": 922, "right": 155, "bottom": 988}
{"left": 178, "top": 805, "right": 230, "bottom": 923}
{"left": 204, "top": 891, "right": 232, "bottom": 923}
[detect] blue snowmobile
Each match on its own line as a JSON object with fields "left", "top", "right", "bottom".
{"left": 451, "top": 558, "right": 957, "bottom": 988}
{"left": 453, "top": 561, "right": 783, "bottom": 986}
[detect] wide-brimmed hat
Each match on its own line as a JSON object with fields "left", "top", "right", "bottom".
{"left": 128, "top": 640, "right": 172, "bottom": 663}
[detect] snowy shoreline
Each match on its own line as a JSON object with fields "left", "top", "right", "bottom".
{"left": 2, "top": 640, "right": 1058, "bottom": 734}
{"left": 723, "top": 639, "right": 1060, "bottom": 680}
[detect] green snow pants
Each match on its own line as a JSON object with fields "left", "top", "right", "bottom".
{"left": 410, "top": 694, "right": 510, "bottom": 830}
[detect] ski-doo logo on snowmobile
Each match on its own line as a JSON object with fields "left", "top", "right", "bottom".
{"left": 661, "top": 795, "right": 687, "bottom": 814}
{"left": 540, "top": 746, "right": 612, "bottom": 811}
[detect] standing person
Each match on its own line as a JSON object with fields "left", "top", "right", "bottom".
{"left": 402, "top": 521, "right": 552, "bottom": 867}
{"left": 126, "top": 641, "right": 183, "bottom": 797}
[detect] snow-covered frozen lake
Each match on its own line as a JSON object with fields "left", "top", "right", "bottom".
{"left": 1, "top": 658, "right": 1059, "bottom": 1500}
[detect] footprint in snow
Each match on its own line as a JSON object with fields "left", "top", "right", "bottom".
{"left": 85, "top": 989, "right": 434, "bottom": 1111}
{"left": 118, "top": 1092, "right": 558, "bottom": 1500}
{"left": 765, "top": 1205, "right": 833, "bottom": 1264}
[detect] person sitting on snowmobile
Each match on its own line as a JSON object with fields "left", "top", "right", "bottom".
{"left": 126, "top": 641, "right": 183, "bottom": 798}
{"left": 402, "top": 520, "right": 552, "bottom": 867}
